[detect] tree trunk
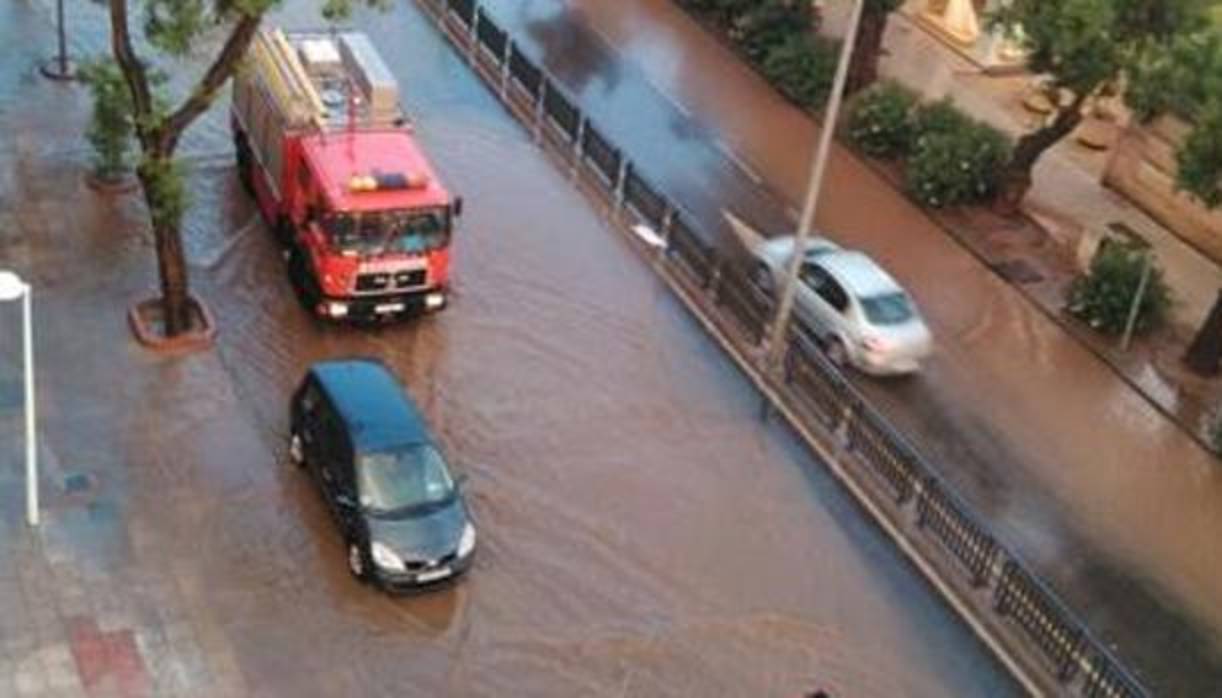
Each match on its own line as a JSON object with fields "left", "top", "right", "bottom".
{"left": 845, "top": 7, "right": 887, "bottom": 96}
{"left": 137, "top": 153, "right": 191, "bottom": 336}
{"left": 1184, "top": 290, "right": 1222, "bottom": 377}
{"left": 993, "top": 91, "right": 1089, "bottom": 216}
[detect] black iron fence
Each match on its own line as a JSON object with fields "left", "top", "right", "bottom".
{"left": 415, "top": 1, "right": 1151, "bottom": 694}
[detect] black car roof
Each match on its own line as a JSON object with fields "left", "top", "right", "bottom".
{"left": 309, "top": 358, "right": 432, "bottom": 452}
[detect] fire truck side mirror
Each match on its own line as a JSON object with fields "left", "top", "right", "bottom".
{"left": 453, "top": 197, "right": 464, "bottom": 219}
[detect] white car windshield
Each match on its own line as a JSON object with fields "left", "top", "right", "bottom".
{"left": 860, "top": 292, "right": 915, "bottom": 325}
{"left": 357, "top": 444, "right": 455, "bottom": 514}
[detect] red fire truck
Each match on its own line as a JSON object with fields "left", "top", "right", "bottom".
{"left": 231, "top": 28, "right": 461, "bottom": 320}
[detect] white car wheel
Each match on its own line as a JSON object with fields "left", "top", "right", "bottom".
{"left": 752, "top": 262, "right": 774, "bottom": 297}
{"left": 826, "top": 338, "right": 849, "bottom": 367}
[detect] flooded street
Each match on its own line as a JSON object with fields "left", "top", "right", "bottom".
{"left": 0, "top": 0, "right": 1023, "bottom": 695}
{"left": 470, "top": 0, "right": 1222, "bottom": 690}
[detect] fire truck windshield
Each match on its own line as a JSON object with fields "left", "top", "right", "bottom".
{"left": 322, "top": 209, "right": 450, "bottom": 256}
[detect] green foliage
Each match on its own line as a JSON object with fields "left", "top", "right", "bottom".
{"left": 1126, "top": 30, "right": 1222, "bottom": 207}
{"left": 1126, "top": 31, "right": 1222, "bottom": 120}
{"left": 1067, "top": 243, "right": 1172, "bottom": 335}
{"left": 759, "top": 34, "right": 839, "bottom": 109}
{"left": 143, "top": 0, "right": 209, "bottom": 56}
{"left": 905, "top": 107, "right": 1011, "bottom": 208}
{"left": 80, "top": 59, "right": 134, "bottom": 180}
{"left": 1209, "top": 407, "right": 1222, "bottom": 454}
{"left": 137, "top": 155, "right": 189, "bottom": 231}
{"left": 735, "top": 0, "right": 814, "bottom": 63}
{"left": 1176, "top": 102, "right": 1222, "bottom": 207}
{"left": 986, "top": 0, "right": 1212, "bottom": 203}
{"left": 846, "top": 81, "right": 917, "bottom": 159}
{"left": 677, "top": 0, "right": 757, "bottom": 28}
{"left": 910, "top": 99, "right": 973, "bottom": 140}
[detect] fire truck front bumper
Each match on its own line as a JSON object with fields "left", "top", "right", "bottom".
{"left": 317, "top": 289, "right": 447, "bottom": 321}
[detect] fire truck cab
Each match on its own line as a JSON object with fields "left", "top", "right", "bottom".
{"left": 232, "top": 29, "right": 460, "bottom": 321}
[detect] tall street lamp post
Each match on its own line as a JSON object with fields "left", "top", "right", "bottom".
{"left": 765, "top": 0, "right": 866, "bottom": 369}
{"left": 0, "top": 271, "right": 39, "bottom": 527}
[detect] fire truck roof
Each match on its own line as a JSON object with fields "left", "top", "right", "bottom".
{"left": 301, "top": 130, "right": 450, "bottom": 213}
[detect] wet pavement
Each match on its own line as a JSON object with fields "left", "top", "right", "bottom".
{"left": 470, "top": 0, "right": 1222, "bottom": 691}
{"left": 0, "top": 0, "right": 1022, "bottom": 695}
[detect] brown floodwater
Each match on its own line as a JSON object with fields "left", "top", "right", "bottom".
{"left": 0, "top": 0, "right": 1020, "bottom": 694}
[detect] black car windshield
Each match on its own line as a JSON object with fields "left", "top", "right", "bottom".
{"left": 860, "top": 292, "right": 916, "bottom": 325}
{"left": 357, "top": 444, "right": 455, "bottom": 515}
{"left": 322, "top": 209, "right": 450, "bottom": 256}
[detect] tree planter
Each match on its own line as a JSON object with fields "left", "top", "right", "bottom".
{"left": 128, "top": 294, "right": 217, "bottom": 353}
{"left": 84, "top": 170, "right": 139, "bottom": 195}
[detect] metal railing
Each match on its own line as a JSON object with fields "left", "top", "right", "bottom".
{"left": 413, "top": 1, "right": 1151, "bottom": 695}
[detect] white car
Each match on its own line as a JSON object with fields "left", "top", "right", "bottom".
{"left": 752, "top": 236, "right": 932, "bottom": 375}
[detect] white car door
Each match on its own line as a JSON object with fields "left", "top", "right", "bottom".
{"left": 795, "top": 263, "right": 836, "bottom": 339}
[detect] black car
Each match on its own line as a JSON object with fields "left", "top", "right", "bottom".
{"left": 289, "top": 358, "right": 476, "bottom": 591}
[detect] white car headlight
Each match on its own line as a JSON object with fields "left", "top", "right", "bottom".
{"left": 326, "top": 301, "right": 349, "bottom": 318}
{"left": 425, "top": 292, "right": 446, "bottom": 310}
{"left": 457, "top": 522, "right": 476, "bottom": 558}
{"left": 370, "top": 541, "right": 405, "bottom": 572}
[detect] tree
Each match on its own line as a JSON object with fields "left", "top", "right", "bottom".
{"left": 1126, "top": 29, "right": 1222, "bottom": 208}
{"left": 80, "top": 59, "right": 135, "bottom": 183}
{"left": 99, "top": 0, "right": 372, "bottom": 337}
{"left": 988, "top": 0, "right": 1211, "bottom": 215}
{"left": 845, "top": 0, "right": 901, "bottom": 96}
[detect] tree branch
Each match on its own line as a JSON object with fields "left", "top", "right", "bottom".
{"left": 107, "top": 0, "right": 155, "bottom": 151}
{"left": 160, "top": 13, "right": 263, "bottom": 154}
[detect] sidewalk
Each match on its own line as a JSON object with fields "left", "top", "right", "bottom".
{"left": 488, "top": 0, "right": 1222, "bottom": 691}
{"left": 0, "top": 25, "right": 257, "bottom": 696}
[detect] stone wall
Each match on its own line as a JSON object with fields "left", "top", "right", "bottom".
{"left": 1103, "top": 115, "right": 1222, "bottom": 265}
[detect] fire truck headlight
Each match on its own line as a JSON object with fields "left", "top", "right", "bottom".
{"left": 425, "top": 292, "right": 446, "bottom": 310}
{"left": 326, "top": 302, "right": 349, "bottom": 318}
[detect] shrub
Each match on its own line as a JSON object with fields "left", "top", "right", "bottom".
{"left": 846, "top": 81, "right": 918, "bottom": 159}
{"left": 80, "top": 58, "right": 134, "bottom": 181}
{"left": 1067, "top": 244, "right": 1172, "bottom": 336}
{"left": 735, "top": 0, "right": 816, "bottom": 63}
{"left": 1209, "top": 409, "right": 1222, "bottom": 454}
{"left": 904, "top": 102, "right": 1010, "bottom": 207}
{"left": 680, "top": 0, "right": 757, "bottom": 29}
{"left": 910, "top": 98, "right": 974, "bottom": 142}
{"left": 760, "top": 34, "right": 839, "bottom": 109}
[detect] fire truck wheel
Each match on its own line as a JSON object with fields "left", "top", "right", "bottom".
{"left": 274, "top": 216, "right": 295, "bottom": 248}
{"left": 233, "top": 134, "right": 254, "bottom": 197}
{"left": 286, "top": 247, "right": 321, "bottom": 311}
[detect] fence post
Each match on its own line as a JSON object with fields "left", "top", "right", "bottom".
{"left": 835, "top": 399, "right": 855, "bottom": 449}
{"left": 499, "top": 39, "right": 511, "bottom": 98}
{"left": 708, "top": 261, "right": 723, "bottom": 300}
{"left": 611, "top": 158, "right": 628, "bottom": 216}
{"left": 467, "top": 4, "right": 479, "bottom": 66}
{"left": 532, "top": 80, "right": 546, "bottom": 143}
{"left": 658, "top": 205, "right": 675, "bottom": 254}
{"left": 571, "top": 117, "right": 585, "bottom": 180}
